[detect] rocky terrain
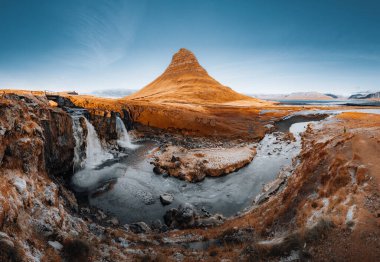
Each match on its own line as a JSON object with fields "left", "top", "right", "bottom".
{"left": 1, "top": 49, "right": 379, "bottom": 261}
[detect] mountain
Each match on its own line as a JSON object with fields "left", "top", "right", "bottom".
{"left": 349, "top": 91, "right": 380, "bottom": 99}
{"left": 126, "top": 48, "right": 267, "bottom": 105}
{"left": 254, "top": 92, "right": 338, "bottom": 100}
{"left": 89, "top": 89, "right": 137, "bottom": 98}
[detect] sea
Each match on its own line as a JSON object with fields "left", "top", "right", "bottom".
{"left": 275, "top": 100, "right": 380, "bottom": 106}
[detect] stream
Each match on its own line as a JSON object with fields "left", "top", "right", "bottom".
{"left": 70, "top": 114, "right": 327, "bottom": 225}
{"left": 70, "top": 108, "right": 380, "bottom": 225}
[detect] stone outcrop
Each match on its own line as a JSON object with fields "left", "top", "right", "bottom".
{"left": 0, "top": 93, "right": 74, "bottom": 177}
{"left": 164, "top": 203, "right": 225, "bottom": 229}
{"left": 153, "top": 145, "right": 256, "bottom": 182}
{"left": 164, "top": 203, "right": 198, "bottom": 229}
{"left": 87, "top": 109, "right": 118, "bottom": 143}
{"left": 42, "top": 109, "right": 75, "bottom": 177}
{"left": 0, "top": 93, "right": 166, "bottom": 261}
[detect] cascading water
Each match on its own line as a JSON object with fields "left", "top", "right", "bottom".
{"left": 83, "top": 118, "right": 113, "bottom": 168}
{"left": 116, "top": 116, "right": 138, "bottom": 149}
{"left": 71, "top": 115, "right": 114, "bottom": 190}
{"left": 70, "top": 108, "right": 113, "bottom": 171}
{"left": 72, "top": 116, "right": 86, "bottom": 172}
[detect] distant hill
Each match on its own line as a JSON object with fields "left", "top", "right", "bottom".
{"left": 125, "top": 48, "right": 268, "bottom": 106}
{"left": 253, "top": 92, "right": 341, "bottom": 101}
{"left": 324, "top": 93, "right": 339, "bottom": 99}
{"left": 89, "top": 89, "right": 137, "bottom": 98}
{"left": 349, "top": 91, "right": 380, "bottom": 99}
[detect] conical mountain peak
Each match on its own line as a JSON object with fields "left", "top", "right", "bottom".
{"left": 163, "top": 48, "right": 208, "bottom": 76}
{"left": 127, "top": 48, "right": 265, "bottom": 105}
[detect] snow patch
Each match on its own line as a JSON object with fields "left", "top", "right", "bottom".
{"left": 346, "top": 205, "right": 356, "bottom": 224}
{"left": 13, "top": 177, "right": 27, "bottom": 194}
{"left": 48, "top": 241, "right": 63, "bottom": 250}
{"left": 307, "top": 198, "right": 329, "bottom": 227}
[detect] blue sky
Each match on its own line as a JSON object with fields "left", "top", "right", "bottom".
{"left": 0, "top": 0, "right": 379, "bottom": 95}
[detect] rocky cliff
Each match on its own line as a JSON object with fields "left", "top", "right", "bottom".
{"left": 0, "top": 93, "right": 168, "bottom": 261}
{"left": 0, "top": 93, "right": 74, "bottom": 177}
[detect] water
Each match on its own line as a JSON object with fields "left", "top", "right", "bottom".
{"left": 283, "top": 108, "right": 380, "bottom": 119}
{"left": 72, "top": 116, "right": 86, "bottom": 171}
{"left": 276, "top": 99, "right": 380, "bottom": 106}
{"left": 84, "top": 118, "right": 113, "bottom": 168}
{"left": 70, "top": 109, "right": 113, "bottom": 172}
{"left": 71, "top": 119, "right": 314, "bottom": 225}
{"left": 116, "top": 117, "right": 138, "bottom": 149}
{"left": 70, "top": 108, "right": 380, "bottom": 224}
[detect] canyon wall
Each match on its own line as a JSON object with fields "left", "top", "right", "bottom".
{"left": 0, "top": 93, "right": 146, "bottom": 261}
{"left": 0, "top": 93, "right": 75, "bottom": 177}
{"left": 61, "top": 94, "right": 288, "bottom": 139}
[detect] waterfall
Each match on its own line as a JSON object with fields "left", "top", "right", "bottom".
{"left": 116, "top": 117, "right": 138, "bottom": 149}
{"left": 72, "top": 113, "right": 113, "bottom": 171}
{"left": 72, "top": 116, "right": 86, "bottom": 172}
{"left": 84, "top": 118, "right": 113, "bottom": 168}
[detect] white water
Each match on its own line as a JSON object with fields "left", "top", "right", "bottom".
{"left": 71, "top": 117, "right": 114, "bottom": 188}
{"left": 116, "top": 117, "right": 138, "bottom": 149}
{"left": 72, "top": 116, "right": 86, "bottom": 171}
{"left": 84, "top": 118, "right": 113, "bottom": 168}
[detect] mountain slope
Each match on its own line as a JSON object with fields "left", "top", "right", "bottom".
{"left": 126, "top": 48, "right": 266, "bottom": 105}
{"left": 349, "top": 91, "right": 380, "bottom": 99}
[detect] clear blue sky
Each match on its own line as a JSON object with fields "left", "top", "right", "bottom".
{"left": 0, "top": 0, "right": 379, "bottom": 95}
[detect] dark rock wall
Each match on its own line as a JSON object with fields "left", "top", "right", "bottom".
{"left": 87, "top": 109, "right": 118, "bottom": 143}
{"left": 42, "top": 109, "right": 75, "bottom": 177}
{"left": 0, "top": 94, "right": 75, "bottom": 177}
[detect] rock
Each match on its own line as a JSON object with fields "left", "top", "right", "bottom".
{"left": 129, "top": 222, "right": 151, "bottom": 234}
{"left": 153, "top": 145, "right": 256, "bottom": 182}
{"left": 81, "top": 207, "right": 91, "bottom": 214}
{"left": 172, "top": 252, "right": 184, "bottom": 262}
{"left": 109, "top": 217, "right": 119, "bottom": 226}
{"left": 97, "top": 210, "right": 107, "bottom": 220}
{"left": 34, "top": 221, "right": 55, "bottom": 237}
{"left": 116, "top": 237, "right": 129, "bottom": 248}
{"left": 122, "top": 224, "right": 130, "bottom": 232}
{"left": 41, "top": 108, "right": 75, "bottom": 177}
{"left": 171, "top": 155, "right": 179, "bottom": 162}
{"left": 164, "top": 203, "right": 197, "bottom": 229}
{"left": 0, "top": 238, "right": 15, "bottom": 250}
{"left": 0, "top": 232, "right": 14, "bottom": 249}
{"left": 198, "top": 214, "right": 225, "bottom": 227}
{"left": 150, "top": 220, "right": 163, "bottom": 231}
{"left": 153, "top": 166, "right": 163, "bottom": 174}
{"left": 160, "top": 193, "right": 174, "bottom": 205}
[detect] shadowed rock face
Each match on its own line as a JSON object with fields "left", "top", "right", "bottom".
{"left": 86, "top": 109, "right": 118, "bottom": 143}
{"left": 42, "top": 110, "right": 75, "bottom": 177}
{"left": 0, "top": 94, "right": 74, "bottom": 177}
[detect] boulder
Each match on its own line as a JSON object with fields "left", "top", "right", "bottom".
{"left": 164, "top": 203, "right": 197, "bottom": 229}
{"left": 153, "top": 166, "right": 163, "bottom": 174}
{"left": 129, "top": 222, "right": 151, "bottom": 234}
{"left": 160, "top": 193, "right": 174, "bottom": 205}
